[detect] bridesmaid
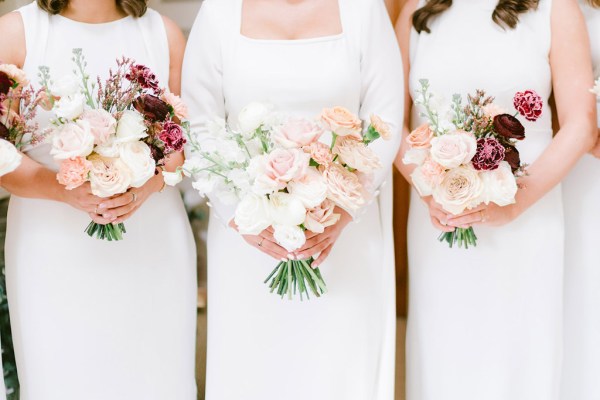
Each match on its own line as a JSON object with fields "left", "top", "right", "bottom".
{"left": 0, "top": 1, "right": 197, "bottom": 399}
{"left": 183, "top": 0, "right": 402, "bottom": 399}
{"left": 561, "top": 1, "right": 600, "bottom": 399}
{"left": 394, "top": 0, "right": 596, "bottom": 399}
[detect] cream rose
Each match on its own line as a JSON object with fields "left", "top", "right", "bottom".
{"left": 402, "top": 148, "right": 429, "bottom": 166}
{"left": 116, "top": 110, "right": 147, "bottom": 143}
{"left": 333, "top": 136, "right": 382, "bottom": 173}
{"left": 50, "top": 120, "right": 95, "bottom": 160}
{"left": 234, "top": 193, "right": 272, "bottom": 235}
{"left": 287, "top": 168, "right": 328, "bottom": 208}
{"left": 0, "top": 139, "right": 22, "bottom": 176}
{"left": 119, "top": 141, "right": 156, "bottom": 188}
{"left": 273, "top": 224, "right": 306, "bottom": 252}
{"left": 162, "top": 91, "right": 189, "bottom": 119}
{"left": 94, "top": 136, "right": 120, "bottom": 158}
{"left": 370, "top": 114, "right": 391, "bottom": 140}
{"left": 323, "top": 164, "right": 365, "bottom": 213}
{"left": 320, "top": 106, "right": 362, "bottom": 139}
{"left": 273, "top": 117, "right": 323, "bottom": 148}
{"left": 88, "top": 156, "right": 132, "bottom": 198}
{"left": 479, "top": 161, "right": 517, "bottom": 207}
{"left": 432, "top": 165, "right": 484, "bottom": 215}
{"left": 56, "top": 157, "right": 92, "bottom": 190}
{"left": 269, "top": 191, "right": 306, "bottom": 227}
{"left": 430, "top": 130, "right": 477, "bottom": 169}
{"left": 80, "top": 109, "right": 116, "bottom": 145}
{"left": 406, "top": 124, "right": 434, "bottom": 149}
{"left": 237, "top": 102, "right": 273, "bottom": 135}
{"left": 162, "top": 170, "right": 183, "bottom": 186}
{"left": 304, "top": 199, "right": 341, "bottom": 234}
{"left": 54, "top": 93, "right": 85, "bottom": 120}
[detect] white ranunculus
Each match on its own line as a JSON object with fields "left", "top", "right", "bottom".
{"left": 410, "top": 167, "right": 434, "bottom": 197}
{"left": 54, "top": 93, "right": 85, "bottom": 120}
{"left": 50, "top": 120, "right": 95, "bottom": 160}
{"left": 430, "top": 131, "right": 477, "bottom": 169}
{"left": 89, "top": 156, "right": 132, "bottom": 198}
{"left": 479, "top": 161, "right": 517, "bottom": 207}
{"left": 51, "top": 74, "right": 80, "bottom": 97}
{"left": 402, "top": 148, "right": 429, "bottom": 166}
{"left": 115, "top": 110, "right": 147, "bottom": 143}
{"left": 432, "top": 165, "right": 484, "bottom": 215}
{"left": 234, "top": 193, "right": 272, "bottom": 235}
{"left": 273, "top": 224, "right": 306, "bottom": 252}
{"left": 269, "top": 191, "right": 306, "bottom": 227}
{"left": 0, "top": 139, "right": 22, "bottom": 176}
{"left": 237, "top": 102, "right": 273, "bottom": 135}
{"left": 163, "top": 170, "right": 183, "bottom": 186}
{"left": 119, "top": 141, "right": 156, "bottom": 187}
{"left": 287, "top": 168, "right": 328, "bottom": 209}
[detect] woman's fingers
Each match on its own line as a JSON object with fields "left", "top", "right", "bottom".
{"left": 447, "top": 209, "right": 486, "bottom": 228}
{"left": 244, "top": 235, "right": 289, "bottom": 260}
{"left": 98, "top": 191, "right": 135, "bottom": 211}
{"left": 312, "top": 243, "right": 334, "bottom": 268}
{"left": 297, "top": 237, "right": 332, "bottom": 259}
{"left": 430, "top": 216, "right": 454, "bottom": 232}
{"left": 88, "top": 212, "right": 113, "bottom": 225}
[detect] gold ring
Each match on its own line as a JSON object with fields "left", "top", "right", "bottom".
{"left": 258, "top": 238, "right": 264, "bottom": 247}
{"left": 131, "top": 192, "right": 137, "bottom": 203}
{"left": 94, "top": 206, "right": 98, "bottom": 214}
{"left": 480, "top": 210, "right": 486, "bottom": 223}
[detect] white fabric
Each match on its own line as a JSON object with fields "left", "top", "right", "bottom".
{"left": 182, "top": 0, "right": 402, "bottom": 399}
{"left": 560, "top": 3, "right": 600, "bottom": 400}
{"left": 5, "top": 3, "right": 197, "bottom": 399}
{"left": 406, "top": 1, "right": 563, "bottom": 399}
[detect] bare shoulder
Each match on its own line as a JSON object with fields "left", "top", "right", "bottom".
{"left": 550, "top": 0, "right": 583, "bottom": 19}
{"left": 0, "top": 11, "right": 26, "bottom": 66}
{"left": 161, "top": 15, "right": 186, "bottom": 52}
{"left": 398, "top": 0, "right": 419, "bottom": 28}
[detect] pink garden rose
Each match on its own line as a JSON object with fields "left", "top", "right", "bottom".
{"left": 80, "top": 109, "right": 116, "bottom": 145}
{"left": 253, "top": 148, "right": 309, "bottom": 194}
{"left": 162, "top": 91, "right": 189, "bottom": 120}
{"left": 304, "top": 141, "right": 333, "bottom": 166}
{"left": 304, "top": 199, "right": 341, "bottom": 234}
{"left": 429, "top": 130, "right": 477, "bottom": 169}
{"left": 57, "top": 157, "right": 92, "bottom": 190}
{"left": 322, "top": 163, "right": 365, "bottom": 213}
{"left": 406, "top": 124, "right": 434, "bottom": 149}
{"left": 50, "top": 120, "right": 95, "bottom": 160}
{"left": 320, "top": 106, "right": 362, "bottom": 139}
{"left": 273, "top": 117, "right": 323, "bottom": 148}
{"left": 333, "top": 136, "right": 381, "bottom": 173}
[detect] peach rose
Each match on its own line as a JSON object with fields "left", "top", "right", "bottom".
{"left": 304, "top": 141, "right": 333, "bottom": 166}
{"left": 482, "top": 104, "right": 506, "bottom": 119}
{"left": 57, "top": 157, "right": 92, "bottom": 190}
{"left": 333, "top": 136, "right": 381, "bottom": 173}
{"left": 322, "top": 163, "right": 365, "bottom": 213}
{"left": 406, "top": 124, "right": 434, "bottom": 149}
{"left": 273, "top": 117, "right": 323, "bottom": 148}
{"left": 35, "top": 91, "right": 55, "bottom": 111}
{"left": 370, "top": 114, "right": 391, "bottom": 140}
{"left": 162, "top": 91, "right": 189, "bottom": 120}
{"left": 0, "top": 64, "right": 29, "bottom": 86}
{"left": 304, "top": 199, "right": 341, "bottom": 234}
{"left": 320, "top": 106, "right": 362, "bottom": 139}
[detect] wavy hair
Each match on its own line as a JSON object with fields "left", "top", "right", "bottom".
{"left": 36, "top": 0, "right": 148, "bottom": 18}
{"left": 587, "top": 0, "right": 600, "bottom": 7}
{"left": 413, "top": 0, "right": 540, "bottom": 33}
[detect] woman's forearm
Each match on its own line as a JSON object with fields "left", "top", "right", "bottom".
{"left": 2, "top": 154, "right": 65, "bottom": 201}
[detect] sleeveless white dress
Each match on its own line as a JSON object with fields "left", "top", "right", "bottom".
{"left": 182, "top": 1, "right": 402, "bottom": 399}
{"left": 5, "top": 4, "right": 197, "bottom": 399}
{"left": 561, "top": 3, "right": 600, "bottom": 399}
{"left": 406, "top": 1, "right": 563, "bottom": 399}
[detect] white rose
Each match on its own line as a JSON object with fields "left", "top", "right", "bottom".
{"left": 402, "top": 148, "right": 429, "bottom": 166}
{"left": 234, "top": 193, "right": 272, "bottom": 235}
{"left": 94, "top": 136, "right": 120, "bottom": 158}
{"left": 89, "top": 156, "right": 132, "bottom": 198}
{"left": 50, "top": 120, "right": 95, "bottom": 160}
{"left": 287, "top": 168, "right": 328, "bottom": 208}
{"left": 479, "top": 161, "right": 518, "bottom": 207}
{"left": 237, "top": 102, "right": 273, "bottom": 135}
{"left": 273, "top": 224, "right": 306, "bottom": 252}
{"left": 116, "top": 110, "right": 147, "bottom": 143}
{"left": 163, "top": 170, "right": 183, "bottom": 186}
{"left": 51, "top": 74, "right": 80, "bottom": 97}
{"left": 119, "top": 141, "right": 156, "bottom": 187}
{"left": 54, "top": 93, "right": 85, "bottom": 120}
{"left": 269, "top": 191, "right": 306, "bottom": 227}
{"left": 0, "top": 139, "right": 22, "bottom": 176}
{"left": 430, "top": 131, "right": 477, "bottom": 169}
{"left": 432, "top": 165, "right": 484, "bottom": 215}
{"left": 410, "top": 167, "right": 434, "bottom": 197}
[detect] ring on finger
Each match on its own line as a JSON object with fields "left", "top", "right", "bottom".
{"left": 130, "top": 192, "right": 137, "bottom": 203}
{"left": 94, "top": 205, "right": 98, "bottom": 214}
{"left": 480, "top": 210, "right": 487, "bottom": 223}
{"left": 258, "top": 237, "right": 264, "bottom": 247}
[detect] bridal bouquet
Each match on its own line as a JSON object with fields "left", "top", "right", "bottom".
{"left": 173, "top": 102, "right": 390, "bottom": 299}
{"left": 42, "top": 49, "right": 187, "bottom": 240}
{"left": 404, "top": 79, "right": 541, "bottom": 248}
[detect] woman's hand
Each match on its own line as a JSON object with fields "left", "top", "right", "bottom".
{"left": 422, "top": 196, "right": 455, "bottom": 233}
{"left": 229, "top": 221, "right": 291, "bottom": 261}
{"left": 88, "top": 174, "right": 164, "bottom": 225}
{"left": 446, "top": 202, "right": 519, "bottom": 228}
{"left": 60, "top": 182, "right": 104, "bottom": 214}
{"left": 292, "top": 207, "right": 353, "bottom": 268}
{"left": 590, "top": 131, "right": 600, "bottom": 158}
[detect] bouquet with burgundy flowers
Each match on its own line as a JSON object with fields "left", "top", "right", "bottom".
{"left": 404, "top": 79, "right": 542, "bottom": 248}
{"left": 41, "top": 49, "right": 188, "bottom": 240}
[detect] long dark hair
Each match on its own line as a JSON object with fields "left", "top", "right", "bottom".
{"left": 587, "top": 0, "right": 600, "bottom": 7}
{"left": 37, "top": 0, "right": 148, "bottom": 17}
{"left": 413, "top": 0, "right": 540, "bottom": 33}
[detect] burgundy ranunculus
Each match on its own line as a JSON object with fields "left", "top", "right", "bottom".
{"left": 133, "top": 94, "right": 170, "bottom": 122}
{"left": 513, "top": 90, "right": 543, "bottom": 122}
{"left": 0, "top": 71, "right": 11, "bottom": 96}
{"left": 126, "top": 64, "right": 160, "bottom": 93}
{"left": 159, "top": 121, "right": 186, "bottom": 152}
{"left": 503, "top": 144, "right": 521, "bottom": 172}
{"left": 472, "top": 137, "right": 505, "bottom": 171}
{"left": 150, "top": 144, "right": 165, "bottom": 164}
{"left": 493, "top": 113, "right": 525, "bottom": 140}
{"left": 0, "top": 122, "right": 9, "bottom": 140}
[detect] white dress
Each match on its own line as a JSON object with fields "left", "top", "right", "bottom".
{"left": 182, "top": 1, "right": 403, "bottom": 399}
{"left": 5, "top": 4, "right": 197, "bottom": 399}
{"left": 561, "top": 3, "right": 600, "bottom": 399}
{"left": 406, "top": 1, "right": 563, "bottom": 399}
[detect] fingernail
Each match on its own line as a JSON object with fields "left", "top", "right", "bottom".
{"left": 287, "top": 254, "right": 295, "bottom": 260}
{"left": 103, "top": 214, "right": 111, "bottom": 219}
{"left": 98, "top": 204, "right": 107, "bottom": 210}
{"left": 280, "top": 258, "right": 287, "bottom": 262}
{"left": 312, "top": 263, "right": 318, "bottom": 269}
{"left": 298, "top": 254, "right": 306, "bottom": 259}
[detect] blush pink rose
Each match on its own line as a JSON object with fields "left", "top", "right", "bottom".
{"left": 304, "top": 141, "right": 333, "bottom": 166}
{"left": 80, "top": 109, "right": 116, "bottom": 145}
{"left": 320, "top": 106, "right": 362, "bottom": 139}
{"left": 273, "top": 117, "right": 324, "bottom": 148}
{"left": 406, "top": 124, "right": 434, "bottom": 149}
{"left": 304, "top": 199, "right": 341, "bottom": 234}
{"left": 162, "top": 91, "right": 189, "bottom": 120}
{"left": 322, "top": 163, "right": 365, "bottom": 213}
{"left": 57, "top": 157, "right": 92, "bottom": 190}
{"left": 420, "top": 157, "right": 445, "bottom": 183}
{"left": 253, "top": 148, "right": 309, "bottom": 194}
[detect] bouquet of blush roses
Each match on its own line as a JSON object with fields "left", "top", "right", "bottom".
{"left": 0, "top": 63, "right": 48, "bottom": 177}
{"left": 404, "top": 79, "right": 542, "bottom": 248}
{"left": 42, "top": 49, "right": 188, "bottom": 240}
{"left": 172, "top": 102, "right": 390, "bottom": 299}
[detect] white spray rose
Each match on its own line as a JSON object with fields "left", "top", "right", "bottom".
{"left": 269, "top": 191, "right": 306, "bottom": 227}
{"left": 430, "top": 131, "right": 477, "bottom": 169}
{"left": 163, "top": 170, "right": 183, "bottom": 186}
{"left": 116, "top": 110, "right": 147, "bottom": 143}
{"left": 237, "top": 102, "right": 273, "bottom": 136}
{"left": 273, "top": 224, "right": 306, "bottom": 252}
{"left": 479, "top": 161, "right": 518, "bottom": 207}
{"left": 287, "top": 168, "right": 328, "bottom": 209}
{"left": 119, "top": 141, "right": 156, "bottom": 187}
{"left": 234, "top": 193, "right": 272, "bottom": 235}
{"left": 51, "top": 74, "right": 80, "bottom": 97}
{"left": 50, "top": 120, "right": 95, "bottom": 160}
{"left": 0, "top": 139, "right": 22, "bottom": 176}
{"left": 402, "top": 148, "right": 429, "bottom": 166}
{"left": 54, "top": 93, "right": 85, "bottom": 120}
